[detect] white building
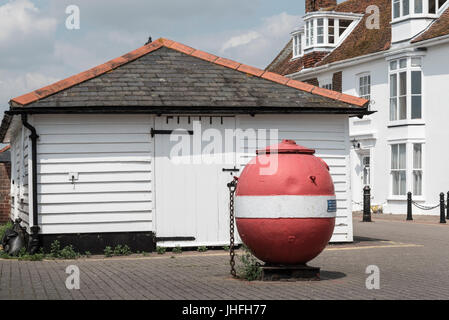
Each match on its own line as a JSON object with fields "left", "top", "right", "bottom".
{"left": 0, "top": 38, "right": 368, "bottom": 252}
{"left": 267, "top": 0, "right": 449, "bottom": 215}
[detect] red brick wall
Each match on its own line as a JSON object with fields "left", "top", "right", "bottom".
{"left": 0, "top": 162, "right": 11, "bottom": 224}
{"left": 303, "top": 78, "right": 319, "bottom": 86}
{"left": 332, "top": 71, "right": 342, "bottom": 93}
{"left": 306, "top": 0, "right": 337, "bottom": 13}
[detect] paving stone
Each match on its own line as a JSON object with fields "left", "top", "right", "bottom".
{"left": 2, "top": 218, "right": 449, "bottom": 299}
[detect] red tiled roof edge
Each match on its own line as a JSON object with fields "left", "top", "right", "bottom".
{"left": 11, "top": 38, "right": 369, "bottom": 108}
{"left": 0, "top": 145, "right": 10, "bottom": 153}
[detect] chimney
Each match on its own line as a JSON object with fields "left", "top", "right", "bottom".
{"left": 305, "top": 0, "right": 337, "bottom": 13}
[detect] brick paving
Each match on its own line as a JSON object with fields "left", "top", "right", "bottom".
{"left": 1, "top": 216, "right": 449, "bottom": 300}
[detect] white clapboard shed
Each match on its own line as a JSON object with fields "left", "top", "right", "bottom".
{"left": 0, "top": 38, "right": 369, "bottom": 253}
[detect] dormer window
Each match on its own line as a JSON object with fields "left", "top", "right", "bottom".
{"left": 393, "top": 0, "right": 447, "bottom": 19}
{"left": 302, "top": 14, "right": 360, "bottom": 52}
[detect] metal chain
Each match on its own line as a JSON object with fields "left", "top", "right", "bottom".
{"left": 227, "top": 179, "right": 237, "bottom": 278}
{"left": 411, "top": 201, "right": 441, "bottom": 211}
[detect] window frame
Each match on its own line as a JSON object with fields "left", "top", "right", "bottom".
{"left": 388, "top": 56, "right": 424, "bottom": 123}
{"left": 391, "top": 143, "right": 407, "bottom": 196}
{"left": 292, "top": 33, "right": 302, "bottom": 58}
{"left": 388, "top": 141, "right": 425, "bottom": 200}
{"left": 412, "top": 143, "right": 423, "bottom": 196}
{"left": 357, "top": 73, "right": 371, "bottom": 108}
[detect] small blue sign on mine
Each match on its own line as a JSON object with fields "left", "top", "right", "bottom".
{"left": 327, "top": 199, "right": 337, "bottom": 212}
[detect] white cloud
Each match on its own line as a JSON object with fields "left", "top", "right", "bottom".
{"left": 221, "top": 31, "right": 261, "bottom": 52}
{"left": 0, "top": 0, "right": 57, "bottom": 43}
{"left": 216, "top": 12, "right": 302, "bottom": 68}
{"left": 0, "top": 71, "right": 59, "bottom": 108}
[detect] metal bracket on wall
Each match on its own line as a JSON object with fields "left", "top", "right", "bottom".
{"left": 150, "top": 128, "right": 194, "bottom": 138}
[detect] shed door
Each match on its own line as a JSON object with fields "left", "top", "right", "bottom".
{"left": 154, "top": 116, "right": 237, "bottom": 246}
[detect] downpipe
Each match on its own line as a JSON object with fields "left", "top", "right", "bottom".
{"left": 21, "top": 114, "right": 40, "bottom": 254}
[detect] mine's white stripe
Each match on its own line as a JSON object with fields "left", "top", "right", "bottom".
{"left": 235, "top": 195, "right": 337, "bottom": 219}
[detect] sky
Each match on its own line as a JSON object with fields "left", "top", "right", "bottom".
{"left": 0, "top": 0, "right": 343, "bottom": 115}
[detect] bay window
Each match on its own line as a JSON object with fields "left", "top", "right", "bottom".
{"left": 389, "top": 57, "right": 423, "bottom": 121}
{"left": 390, "top": 143, "right": 425, "bottom": 197}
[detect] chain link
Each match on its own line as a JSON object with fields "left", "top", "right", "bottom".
{"left": 227, "top": 179, "right": 237, "bottom": 278}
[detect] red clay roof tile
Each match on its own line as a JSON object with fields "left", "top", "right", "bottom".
{"left": 261, "top": 71, "right": 290, "bottom": 85}
{"left": 311, "top": 87, "right": 342, "bottom": 100}
{"left": 0, "top": 145, "right": 10, "bottom": 153}
{"left": 237, "top": 64, "right": 265, "bottom": 77}
{"left": 191, "top": 50, "right": 219, "bottom": 63}
{"left": 214, "top": 57, "right": 241, "bottom": 69}
{"left": 10, "top": 38, "right": 368, "bottom": 108}
{"left": 166, "top": 41, "right": 196, "bottom": 55}
{"left": 286, "top": 80, "right": 315, "bottom": 93}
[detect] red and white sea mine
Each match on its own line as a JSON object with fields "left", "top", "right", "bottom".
{"left": 235, "top": 140, "right": 336, "bottom": 265}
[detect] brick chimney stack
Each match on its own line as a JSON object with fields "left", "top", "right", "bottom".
{"left": 306, "top": 0, "right": 337, "bottom": 13}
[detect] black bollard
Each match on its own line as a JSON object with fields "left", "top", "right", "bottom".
{"left": 440, "top": 193, "right": 446, "bottom": 224}
{"left": 407, "top": 192, "right": 413, "bottom": 221}
{"left": 363, "top": 186, "right": 371, "bottom": 222}
{"left": 446, "top": 191, "right": 449, "bottom": 220}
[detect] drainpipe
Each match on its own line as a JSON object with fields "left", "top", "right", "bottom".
{"left": 21, "top": 114, "right": 40, "bottom": 254}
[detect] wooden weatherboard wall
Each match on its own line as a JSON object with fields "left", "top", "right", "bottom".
{"left": 8, "top": 113, "right": 353, "bottom": 243}
{"left": 33, "top": 114, "right": 153, "bottom": 235}
{"left": 10, "top": 125, "right": 31, "bottom": 230}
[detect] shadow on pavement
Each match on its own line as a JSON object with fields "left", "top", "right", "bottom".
{"left": 353, "top": 236, "right": 389, "bottom": 243}
{"left": 319, "top": 270, "right": 347, "bottom": 280}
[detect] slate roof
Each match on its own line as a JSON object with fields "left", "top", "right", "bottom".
{"left": 9, "top": 38, "right": 368, "bottom": 111}
{"left": 266, "top": 0, "right": 394, "bottom": 75}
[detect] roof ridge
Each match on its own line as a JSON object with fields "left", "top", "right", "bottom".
{"left": 11, "top": 37, "right": 368, "bottom": 108}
